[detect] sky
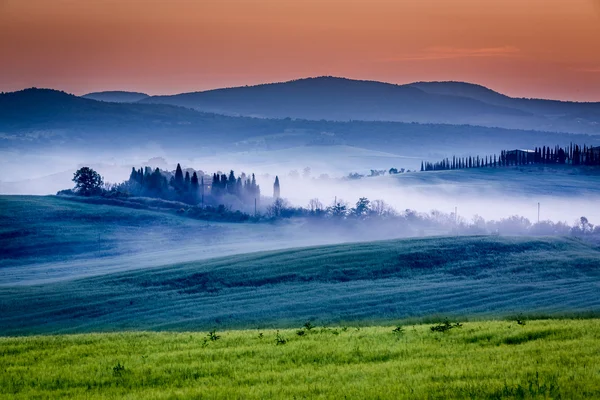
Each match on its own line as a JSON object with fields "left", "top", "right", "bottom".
{"left": 1, "top": 0, "right": 600, "bottom": 101}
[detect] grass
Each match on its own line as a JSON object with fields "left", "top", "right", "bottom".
{"left": 1, "top": 319, "right": 599, "bottom": 399}
{"left": 0, "top": 196, "right": 329, "bottom": 285}
{"left": 2, "top": 232, "right": 600, "bottom": 335}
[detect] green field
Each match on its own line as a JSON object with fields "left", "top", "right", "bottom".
{"left": 2, "top": 196, "right": 600, "bottom": 335}
{"left": 0, "top": 196, "right": 338, "bottom": 285}
{"left": 2, "top": 195, "right": 600, "bottom": 398}
{"left": 2, "top": 320, "right": 599, "bottom": 399}
{"left": 2, "top": 231, "right": 600, "bottom": 335}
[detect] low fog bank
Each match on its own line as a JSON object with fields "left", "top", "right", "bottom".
{"left": 0, "top": 220, "right": 351, "bottom": 286}
{"left": 3, "top": 147, "right": 600, "bottom": 224}
{"left": 0, "top": 145, "right": 420, "bottom": 194}
{"left": 277, "top": 169, "right": 600, "bottom": 224}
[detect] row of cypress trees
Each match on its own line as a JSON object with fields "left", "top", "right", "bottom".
{"left": 128, "top": 163, "right": 265, "bottom": 205}
{"left": 421, "top": 143, "right": 600, "bottom": 172}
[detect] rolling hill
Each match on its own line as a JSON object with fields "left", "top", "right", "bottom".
{"left": 140, "top": 76, "right": 600, "bottom": 135}
{"left": 82, "top": 90, "right": 149, "bottom": 103}
{"left": 1, "top": 231, "right": 599, "bottom": 335}
{"left": 2, "top": 88, "right": 599, "bottom": 158}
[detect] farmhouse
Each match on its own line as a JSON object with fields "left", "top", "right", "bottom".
{"left": 505, "top": 149, "right": 535, "bottom": 164}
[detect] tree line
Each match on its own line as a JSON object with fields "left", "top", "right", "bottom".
{"left": 125, "top": 164, "right": 271, "bottom": 208}
{"left": 66, "top": 164, "right": 283, "bottom": 212}
{"left": 421, "top": 144, "right": 600, "bottom": 172}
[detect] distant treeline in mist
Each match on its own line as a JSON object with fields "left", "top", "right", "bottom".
{"left": 421, "top": 144, "right": 600, "bottom": 172}
{"left": 59, "top": 164, "right": 282, "bottom": 214}
{"left": 265, "top": 196, "right": 600, "bottom": 243}
{"left": 60, "top": 183, "right": 600, "bottom": 242}
{"left": 125, "top": 164, "right": 265, "bottom": 209}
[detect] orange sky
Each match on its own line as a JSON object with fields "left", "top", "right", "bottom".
{"left": 1, "top": 0, "right": 600, "bottom": 100}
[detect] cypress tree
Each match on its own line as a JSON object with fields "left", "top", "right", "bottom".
{"left": 184, "top": 171, "right": 191, "bottom": 190}
{"left": 175, "top": 163, "right": 184, "bottom": 187}
{"left": 191, "top": 172, "right": 199, "bottom": 192}
{"left": 273, "top": 176, "right": 281, "bottom": 199}
{"left": 212, "top": 173, "right": 219, "bottom": 196}
{"left": 228, "top": 171, "right": 236, "bottom": 194}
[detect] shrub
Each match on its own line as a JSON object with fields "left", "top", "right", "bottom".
{"left": 112, "top": 362, "right": 125, "bottom": 377}
{"left": 430, "top": 319, "right": 462, "bottom": 333}
{"left": 275, "top": 330, "right": 287, "bottom": 345}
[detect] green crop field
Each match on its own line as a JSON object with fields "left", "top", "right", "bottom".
{"left": 2, "top": 196, "right": 600, "bottom": 398}
{"left": 2, "top": 319, "right": 600, "bottom": 399}
{"left": 2, "top": 231, "right": 600, "bottom": 335}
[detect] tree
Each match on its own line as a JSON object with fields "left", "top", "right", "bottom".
{"left": 266, "top": 198, "right": 287, "bottom": 218}
{"left": 174, "top": 163, "right": 184, "bottom": 188}
{"left": 184, "top": 171, "right": 191, "bottom": 190}
{"left": 329, "top": 200, "right": 348, "bottom": 218}
{"left": 352, "top": 197, "right": 371, "bottom": 217}
{"left": 147, "top": 168, "right": 167, "bottom": 194}
{"left": 273, "top": 176, "right": 281, "bottom": 199}
{"left": 191, "top": 172, "right": 199, "bottom": 193}
{"left": 576, "top": 216, "right": 594, "bottom": 235}
{"left": 302, "top": 167, "right": 311, "bottom": 179}
{"left": 228, "top": 170, "right": 236, "bottom": 194}
{"left": 72, "top": 167, "right": 103, "bottom": 196}
{"left": 370, "top": 199, "right": 395, "bottom": 217}
{"left": 308, "top": 198, "right": 323, "bottom": 212}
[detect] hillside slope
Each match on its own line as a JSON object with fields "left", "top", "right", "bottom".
{"left": 82, "top": 90, "right": 149, "bottom": 103}
{"left": 142, "top": 77, "right": 528, "bottom": 120}
{"left": 2, "top": 88, "right": 599, "bottom": 157}
{"left": 0, "top": 196, "right": 349, "bottom": 285}
{"left": 1, "top": 235, "right": 599, "bottom": 335}
{"left": 141, "top": 77, "right": 600, "bottom": 134}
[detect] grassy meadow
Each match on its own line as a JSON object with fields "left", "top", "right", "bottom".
{"left": 2, "top": 233, "right": 600, "bottom": 335}
{"left": 2, "top": 319, "right": 600, "bottom": 399}
{"left": 2, "top": 196, "right": 600, "bottom": 398}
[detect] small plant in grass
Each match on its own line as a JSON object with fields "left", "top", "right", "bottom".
{"left": 392, "top": 326, "right": 405, "bottom": 335}
{"left": 304, "top": 321, "right": 315, "bottom": 331}
{"left": 208, "top": 330, "right": 221, "bottom": 341}
{"left": 258, "top": 332, "right": 264, "bottom": 340}
{"left": 430, "top": 319, "right": 459, "bottom": 333}
{"left": 112, "top": 362, "right": 125, "bottom": 377}
{"left": 275, "top": 330, "right": 287, "bottom": 345}
{"left": 296, "top": 329, "right": 306, "bottom": 336}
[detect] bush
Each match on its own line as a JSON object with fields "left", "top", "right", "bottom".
{"left": 430, "top": 319, "right": 462, "bottom": 333}
{"left": 275, "top": 331, "right": 287, "bottom": 345}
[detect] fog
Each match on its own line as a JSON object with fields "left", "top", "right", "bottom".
{"left": 3, "top": 144, "right": 600, "bottom": 287}
{"left": 2, "top": 146, "right": 600, "bottom": 225}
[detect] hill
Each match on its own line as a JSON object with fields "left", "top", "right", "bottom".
{"left": 0, "top": 196, "right": 350, "bottom": 285}
{"left": 1, "top": 88, "right": 599, "bottom": 158}
{"left": 1, "top": 231, "right": 599, "bottom": 335}
{"left": 82, "top": 90, "right": 149, "bottom": 103}
{"left": 140, "top": 76, "right": 600, "bottom": 135}
{"left": 411, "top": 81, "right": 600, "bottom": 118}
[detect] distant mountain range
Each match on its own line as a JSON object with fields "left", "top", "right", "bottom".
{"left": 82, "top": 91, "right": 149, "bottom": 103}
{"left": 128, "top": 77, "right": 600, "bottom": 135}
{"left": 2, "top": 87, "right": 599, "bottom": 158}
